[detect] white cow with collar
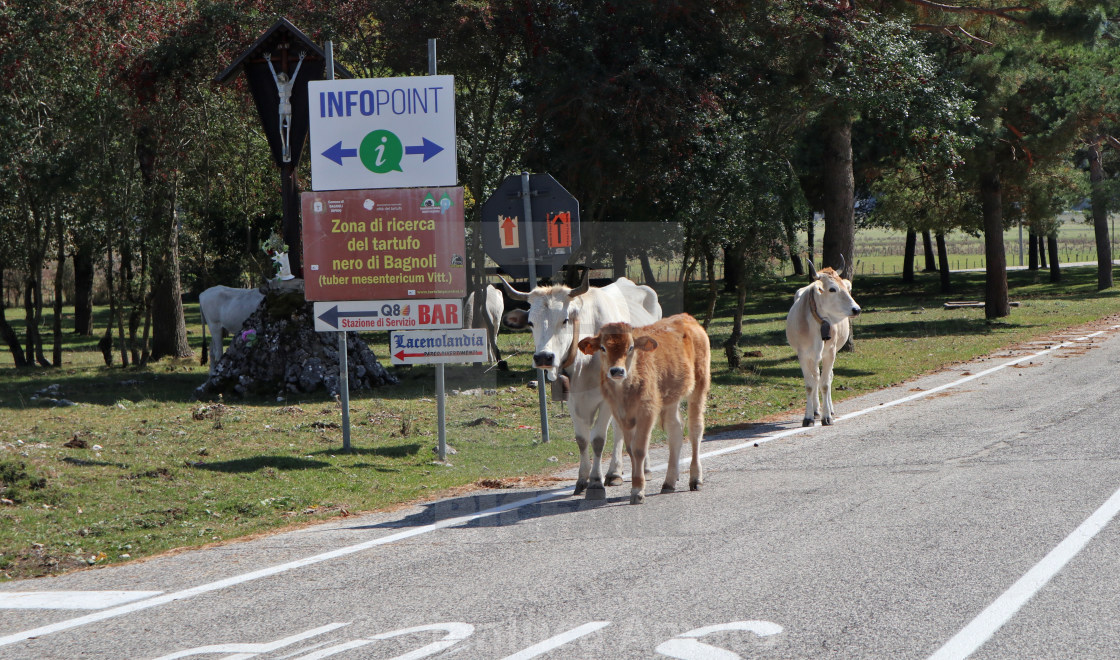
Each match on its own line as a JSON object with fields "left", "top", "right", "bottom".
{"left": 199, "top": 285, "right": 265, "bottom": 375}
{"left": 786, "top": 258, "right": 861, "bottom": 427}
{"left": 501, "top": 273, "right": 662, "bottom": 499}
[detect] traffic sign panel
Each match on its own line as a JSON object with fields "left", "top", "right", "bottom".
{"left": 308, "top": 75, "right": 456, "bottom": 190}
{"left": 313, "top": 299, "right": 462, "bottom": 332}
{"left": 481, "top": 173, "right": 580, "bottom": 280}
{"left": 390, "top": 329, "right": 487, "bottom": 365}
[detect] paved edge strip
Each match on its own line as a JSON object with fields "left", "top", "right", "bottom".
{"left": 2, "top": 324, "right": 1117, "bottom": 650}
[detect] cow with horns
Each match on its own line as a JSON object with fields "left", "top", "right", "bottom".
{"left": 500, "top": 273, "right": 662, "bottom": 498}
{"left": 786, "top": 257, "right": 861, "bottom": 427}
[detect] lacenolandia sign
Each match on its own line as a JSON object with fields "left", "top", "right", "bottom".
{"left": 308, "top": 75, "right": 456, "bottom": 190}
{"left": 390, "top": 329, "right": 487, "bottom": 365}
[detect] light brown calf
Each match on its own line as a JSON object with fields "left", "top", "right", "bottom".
{"left": 578, "top": 313, "right": 711, "bottom": 504}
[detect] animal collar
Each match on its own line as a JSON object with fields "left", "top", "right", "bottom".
{"left": 807, "top": 285, "right": 833, "bottom": 341}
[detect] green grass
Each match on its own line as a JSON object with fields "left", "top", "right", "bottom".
{"left": 2, "top": 265, "right": 1119, "bottom": 580}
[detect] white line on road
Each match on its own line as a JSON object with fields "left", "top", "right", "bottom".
{"left": 1, "top": 324, "right": 1117, "bottom": 651}
{"left": 928, "top": 485, "right": 1120, "bottom": 660}
{"left": 499, "top": 621, "right": 611, "bottom": 660}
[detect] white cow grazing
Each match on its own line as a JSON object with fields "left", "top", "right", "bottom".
{"left": 464, "top": 284, "right": 504, "bottom": 365}
{"left": 199, "top": 285, "right": 265, "bottom": 375}
{"left": 786, "top": 258, "right": 861, "bottom": 427}
{"left": 501, "top": 273, "right": 662, "bottom": 499}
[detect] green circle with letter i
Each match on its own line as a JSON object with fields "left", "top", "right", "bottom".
{"left": 359, "top": 130, "right": 404, "bottom": 173}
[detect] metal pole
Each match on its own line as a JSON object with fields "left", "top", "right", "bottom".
{"left": 429, "top": 38, "right": 449, "bottom": 460}
{"left": 521, "top": 172, "right": 550, "bottom": 443}
{"left": 324, "top": 40, "right": 352, "bottom": 452}
{"left": 339, "top": 332, "right": 351, "bottom": 451}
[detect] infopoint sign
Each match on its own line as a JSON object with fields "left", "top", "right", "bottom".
{"left": 307, "top": 75, "right": 456, "bottom": 190}
{"left": 301, "top": 187, "right": 466, "bottom": 301}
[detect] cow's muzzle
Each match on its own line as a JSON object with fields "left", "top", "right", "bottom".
{"left": 608, "top": 367, "right": 626, "bottom": 380}
{"left": 850, "top": 305, "right": 862, "bottom": 317}
{"left": 533, "top": 351, "right": 555, "bottom": 368}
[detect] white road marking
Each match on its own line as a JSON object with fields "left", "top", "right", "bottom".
{"left": 928, "top": 484, "right": 1120, "bottom": 660}
{"left": 0, "top": 325, "right": 1116, "bottom": 651}
{"left": 149, "top": 623, "right": 350, "bottom": 660}
{"left": 0, "top": 591, "right": 163, "bottom": 610}
{"left": 499, "top": 621, "right": 611, "bottom": 660}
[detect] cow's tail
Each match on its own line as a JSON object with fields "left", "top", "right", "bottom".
{"left": 200, "top": 305, "right": 209, "bottom": 366}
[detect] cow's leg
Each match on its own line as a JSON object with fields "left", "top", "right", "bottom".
{"left": 820, "top": 348, "right": 838, "bottom": 425}
{"left": 568, "top": 398, "right": 595, "bottom": 497}
{"left": 661, "top": 403, "right": 685, "bottom": 493}
{"left": 584, "top": 401, "right": 611, "bottom": 500}
{"left": 798, "top": 353, "right": 821, "bottom": 427}
{"left": 687, "top": 389, "right": 707, "bottom": 491}
{"left": 208, "top": 323, "right": 223, "bottom": 375}
{"left": 604, "top": 417, "right": 625, "bottom": 486}
{"left": 628, "top": 419, "right": 655, "bottom": 504}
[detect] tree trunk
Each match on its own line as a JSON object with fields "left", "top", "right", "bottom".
{"left": 980, "top": 168, "right": 1010, "bottom": 319}
{"left": 52, "top": 221, "right": 64, "bottom": 367}
{"left": 1038, "top": 233, "right": 1048, "bottom": 268}
{"left": 723, "top": 278, "right": 746, "bottom": 371}
{"left": 702, "top": 248, "right": 718, "bottom": 330}
{"left": 902, "top": 229, "right": 916, "bottom": 283}
{"left": 784, "top": 216, "right": 804, "bottom": 276}
{"left": 1048, "top": 233, "right": 1061, "bottom": 283}
{"left": 922, "top": 230, "right": 937, "bottom": 271}
{"left": 1088, "top": 138, "right": 1113, "bottom": 290}
{"left": 807, "top": 212, "right": 815, "bottom": 262}
{"left": 0, "top": 268, "right": 28, "bottom": 367}
{"left": 936, "top": 232, "right": 951, "bottom": 293}
{"left": 722, "top": 241, "right": 745, "bottom": 292}
{"left": 821, "top": 113, "right": 855, "bottom": 279}
{"left": 73, "top": 240, "right": 96, "bottom": 335}
{"left": 148, "top": 188, "right": 192, "bottom": 361}
{"left": 639, "top": 252, "right": 656, "bottom": 284}
{"left": 1028, "top": 231, "right": 1039, "bottom": 270}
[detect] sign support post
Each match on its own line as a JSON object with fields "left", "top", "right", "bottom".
{"left": 521, "top": 172, "right": 550, "bottom": 444}
{"left": 323, "top": 39, "right": 352, "bottom": 453}
{"left": 430, "top": 38, "right": 449, "bottom": 463}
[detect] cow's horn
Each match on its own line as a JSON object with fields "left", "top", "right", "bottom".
{"left": 568, "top": 268, "right": 590, "bottom": 298}
{"left": 806, "top": 257, "right": 818, "bottom": 281}
{"left": 497, "top": 275, "right": 530, "bottom": 302}
{"left": 837, "top": 253, "right": 847, "bottom": 276}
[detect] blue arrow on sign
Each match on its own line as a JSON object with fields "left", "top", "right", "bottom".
{"left": 405, "top": 138, "right": 444, "bottom": 162}
{"left": 317, "top": 305, "right": 377, "bottom": 329}
{"left": 322, "top": 141, "right": 358, "bottom": 166}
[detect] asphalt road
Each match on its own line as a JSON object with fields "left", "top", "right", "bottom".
{"left": 3, "top": 315, "right": 1120, "bottom": 659}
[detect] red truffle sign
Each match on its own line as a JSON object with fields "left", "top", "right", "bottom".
{"left": 301, "top": 187, "right": 466, "bottom": 301}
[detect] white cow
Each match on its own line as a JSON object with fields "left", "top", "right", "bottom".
{"left": 464, "top": 284, "right": 504, "bottom": 366}
{"left": 501, "top": 273, "right": 662, "bottom": 499}
{"left": 786, "top": 258, "right": 861, "bottom": 427}
{"left": 199, "top": 285, "right": 265, "bottom": 375}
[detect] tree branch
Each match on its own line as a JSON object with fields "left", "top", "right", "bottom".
{"left": 903, "top": 0, "right": 1032, "bottom": 24}
{"left": 912, "top": 22, "right": 995, "bottom": 45}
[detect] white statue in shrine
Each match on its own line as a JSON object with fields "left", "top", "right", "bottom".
{"left": 265, "top": 50, "right": 305, "bottom": 162}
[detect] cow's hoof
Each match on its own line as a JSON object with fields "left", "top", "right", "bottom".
{"left": 573, "top": 481, "right": 587, "bottom": 496}
{"left": 605, "top": 474, "right": 624, "bottom": 487}
{"left": 630, "top": 491, "right": 646, "bottom": 505}
{"left": 822, "top": 417, "right": 833, "bottom": 426}
{"left": 802, "top": 418, "right": 814, "bottom": 427}
{"left": 661, "top": 483, "right": 676, "bottom": 494}
{"left": 689, "top": 479, "right": 702, "bottom": 491}
{"left": 585, "top": 485, "right": 607, "bottom": 500}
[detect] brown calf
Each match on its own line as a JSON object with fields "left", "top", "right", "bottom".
{"left": 578, "top": 314, "right": 711, "bottom": 504}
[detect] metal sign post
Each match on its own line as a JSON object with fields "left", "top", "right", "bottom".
{"left": 520, "top": 173, "right": 550, "bottom": 444}
{"left": 430, "top": 39, "right": 449, "bottom": 462}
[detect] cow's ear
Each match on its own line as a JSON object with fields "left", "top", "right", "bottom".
{"left": 842, "top": 279, "right": 853, "bottom": 292}
{"left": 635, "top": 336, "right": 658, "bottom": 352}
{"left": 503, "top": 309, "right": 529, "bottom": 330}
{"left": 578, "top": 336, "right": 599, "bottom": 355}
